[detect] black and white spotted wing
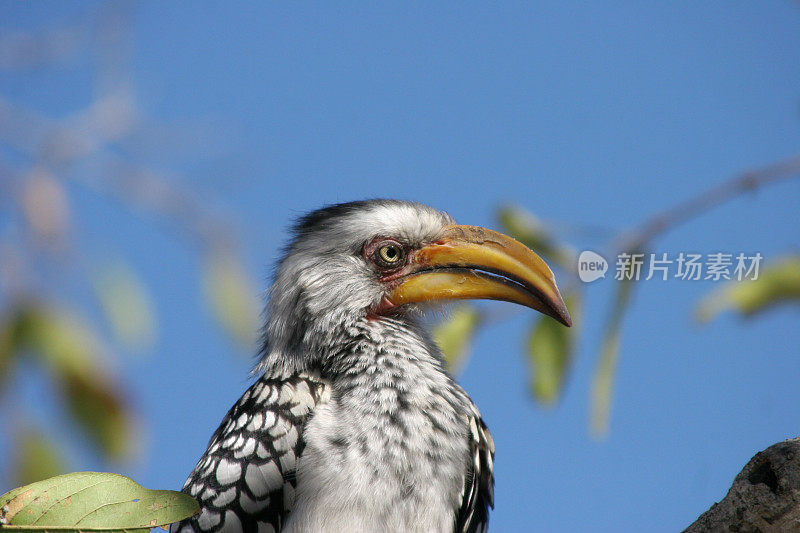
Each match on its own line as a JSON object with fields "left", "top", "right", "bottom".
{"left": 171, "top": 373, "right": 329, "bottom": 533}
{"left": 455, "top": 409, "right": 495, "bottom": 533}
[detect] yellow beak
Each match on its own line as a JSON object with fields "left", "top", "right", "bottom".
{"left": 386, "top": 225, "right": 572, "bottom": 326}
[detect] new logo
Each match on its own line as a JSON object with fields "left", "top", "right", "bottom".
{"left": 577, "top": 250, "right": 608, "bottom": 283}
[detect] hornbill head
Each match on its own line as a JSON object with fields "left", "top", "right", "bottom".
{"left": 261, "top": 200, "right": 570, "bottom": 371}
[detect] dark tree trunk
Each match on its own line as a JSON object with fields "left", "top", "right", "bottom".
{"left": 685, "top": 437, "right": 800, "bottom": 532}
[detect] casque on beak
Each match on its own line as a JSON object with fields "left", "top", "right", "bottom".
{"left": 386, "top": 225, "right": 572, "bottom": 326}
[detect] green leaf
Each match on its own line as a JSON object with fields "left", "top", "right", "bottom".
{"left": 496, "top": 205, "right": 576, "bottom": 272}
{"left": 590, "top": 324, "right": 621, "bottom": 438}
{"left": 14, "top": 430, "right": 66, "bottom": 487}
{"left": 12, "top": 304, "right": 134, "bottom": 460}
{"left": 432, "top": 305, "right": 482, "bottom": 372}
{"left": 590, "top": 261, "right": 637, "bottom": 438}
{"left": 202, "top": 254, "right": 259, "bottom": 348}
{"left": 15, "top": 305, "right": 101, "bottom": 380}
{"left": 527, "top": 292, "right": 581, "bottom": 405}
{"left": 0, "top": 310, "right": 23, "bottom": 392}
{"left": 695, "top": 255, "right": 800, "bottom": 323}
{"left": 61, "top": 372, "right": 134, "bottom": 461}
{"left": 93, "top": 262, "right": 157, "bottom": 352}
{"left": 0, "top": 472, "right": 198, "bottom": 530}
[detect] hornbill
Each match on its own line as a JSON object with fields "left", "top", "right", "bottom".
{"left": 172, "top": 200, "right": 571, "bottom": 533}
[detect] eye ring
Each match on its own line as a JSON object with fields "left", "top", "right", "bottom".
{"left": 379, "top": 244, "right": 402, "bottom": 263}
{"left": 371, "top": 240, "right": 406, "bottom": 269}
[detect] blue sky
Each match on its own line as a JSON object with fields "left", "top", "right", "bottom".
{"left": 2, "top": 2, "right": 800, "bottom": 531}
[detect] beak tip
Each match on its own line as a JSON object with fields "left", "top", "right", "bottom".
{"left": 550, "top": 298, "right": 573, "bottom": 327}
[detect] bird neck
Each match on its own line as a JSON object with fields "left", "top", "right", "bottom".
{"left": 323, "top": 315, "right": 448, "bottom": 378}
{"left": 257, "top": 306, "right": 449, "bottom": 381}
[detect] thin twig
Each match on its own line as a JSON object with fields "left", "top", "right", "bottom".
{"left": 618, "top": 153, "right": 800, "bottom": 251}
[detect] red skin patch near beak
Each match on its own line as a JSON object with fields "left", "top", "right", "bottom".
{"left": 367, "top": 294, "right": 397, "bottom": 320}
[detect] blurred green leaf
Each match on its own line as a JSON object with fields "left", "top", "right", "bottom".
{"left": 591, "top": 323, "right": 621, "bottom": 438}
{"left": 695, "top": 254, "right": 800, "bottom": 323}
{"left": 0, "top": 311, "right": 23, "bottom": 392}
{"left": 0, "top": 472, "right": 199, "bottom": 530}
{"left": 11, "top": 303, "right": 135, "bottom": 460}
{"left": 14, "top": 429, "right": 66, "bottom": 487}
{"left": 528, "top": 292, "right": 581, "bottom": 405}
{"left": 202, "top": 254, "right": 259, "bottom": 348}
{"left": 62, "top": 371, "right": 134, "bottom": 461}
{"left": 497, "top": 205, "right": 577, "bottom": 271}
{"left": 93, "top": 261, "right": 157, "bottom": 352}
{"left": 590, "top": 256, "right": 637, "bottom": 438}
{"left": 15, "top": 304, "right": 100, "bottom": 378}
{"left": 433, "top": 305, "right": 482, "bottom": 372}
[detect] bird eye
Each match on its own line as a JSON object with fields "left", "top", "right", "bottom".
{"left": 378, "top": 244, "right": 402, "bottom": 264}
{"left": 363, "top": 238, "right": 407, "bottom": 270}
